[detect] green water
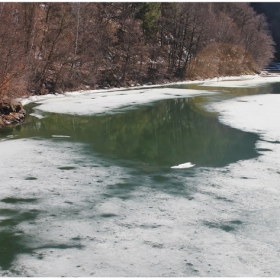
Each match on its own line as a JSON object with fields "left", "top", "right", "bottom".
{"left": 0, "top": 97, "right": 259, "bottom": 168}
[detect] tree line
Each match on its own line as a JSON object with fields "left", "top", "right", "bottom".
{"left": 251, "top": 3, "right": 280, "bottom": 61}
{"left": 0, "top": 2, "right": 275, "bottom": 100}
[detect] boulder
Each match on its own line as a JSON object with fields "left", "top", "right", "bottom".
{"left": 10, "top": 101, "right": 23, "bottom": 113}
{"left": 0, "top": 100, "right": 26, "bottom": 128}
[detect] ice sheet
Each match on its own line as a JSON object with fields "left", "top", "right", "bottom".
{"left": 206, "top": 94, "right": 280, "bottom": 142}
{"left": 1, "top": 130, "right": 280, "bottom": 276}
{"left": 2, "top": 77, "right": 280, "bottom": 276}
{"left": 31, "top": 88, "right": 212, "bottom": 116}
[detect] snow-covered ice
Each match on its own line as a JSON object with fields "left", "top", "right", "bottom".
{"left": 31, "top": 88, "right": 213, "bottom": 116}
{"left": 1, "top": 75, "right": 280, "bottom": 276}
{"left": 200, "top": 75, "right": 280, "bottom": 88}
{"left": 207, "top": 94, "right": 280, "bottom": 142}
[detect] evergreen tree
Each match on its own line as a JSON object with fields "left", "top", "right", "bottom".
{"left": 136, "top": 3, "right": 161, "bottom": 39}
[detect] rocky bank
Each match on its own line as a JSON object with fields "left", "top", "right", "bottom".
{"left": 0, "top": 100, "right": 26, "bottom": 128}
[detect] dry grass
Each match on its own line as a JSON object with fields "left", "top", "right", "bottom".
{"left": 186, "top": 43, "right": 257, "bottom": 80}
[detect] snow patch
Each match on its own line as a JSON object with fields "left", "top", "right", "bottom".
{"left": 30, "top": 112, "right": 46, "bottom": 119}
{"left": 171, "top": 162, "right": 195, "bottom": 169}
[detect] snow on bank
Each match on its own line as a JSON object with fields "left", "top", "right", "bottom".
{"left": 18, "top": 74, "right": 259, "bottom": 107}
{"left": 16, "top": 73, "right": 280, "bottom": 117}
{"left": 200, "top": 74, "right": 280, "bottom": 88}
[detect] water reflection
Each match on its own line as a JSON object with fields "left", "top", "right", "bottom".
{"left": 1, "top": 98, "right": 259, "bottom": 168}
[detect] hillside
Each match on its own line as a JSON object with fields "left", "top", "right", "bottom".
{"left": 251, "top": 3, "right": 280, "bottom": 61}
{"left": 0, "top": 2, "right": 275, "bottom": 103}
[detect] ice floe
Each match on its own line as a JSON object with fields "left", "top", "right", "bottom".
{"left": 30, "top": 112, "right": 46, "bottom": 119}
{"left": 171, "top": 162, "right": 195, "bottom": 169}
{"left": 51, "top": 135, "right": 71, "bottom": 138}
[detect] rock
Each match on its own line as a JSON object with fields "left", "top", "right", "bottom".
{"left": 18, "top": 109, "right": 26, "bottom": 116}
{"left": 10, "top": 101, "right": 23, "bottom": 113}
{"left": 0, "top": 100, "right": 26, "bottom": 128}
{"left": 0, "top": 101, "right": 12, "bottom": 115}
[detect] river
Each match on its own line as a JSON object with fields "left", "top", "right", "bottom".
{"left": 1, "top": 75, "right": 280, "bottom": 276}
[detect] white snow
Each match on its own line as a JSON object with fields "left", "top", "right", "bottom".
{"left": 171, "top": 162, "right": 195, "bottom": 169}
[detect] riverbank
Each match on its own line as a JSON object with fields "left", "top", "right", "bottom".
{"left": 17, "top": 73, "right": 261, "bottom": 108}
{"left": 16, "top": 72, "right": 280, "bottom": 117}
{"left": 0, "top": 100, "right": 26, "bottom": 128}
{"left": 0, "top": 71, "right": 278, "bottom": 129}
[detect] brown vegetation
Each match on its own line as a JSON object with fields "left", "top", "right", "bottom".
{"left": 0, "top": 100, "right": 26, "bottom": 128}
{"left": 0, "top": 2, "right": 275, "bottom": 101}
{"left": 187, "top": 43, "right": 256, "bottom": 80}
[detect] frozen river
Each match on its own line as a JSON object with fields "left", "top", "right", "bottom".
{"left": 1, "top": 75, "right": 280, "bottom": 276}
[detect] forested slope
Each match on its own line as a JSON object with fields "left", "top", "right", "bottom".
{"left": 0, "top": 2, "right": 275, "bottom": 101}
{"left": 251, "top": 3, "right": 280, "bottom": 61}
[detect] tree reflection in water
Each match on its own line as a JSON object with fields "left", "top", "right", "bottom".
{"left": 5, "top": 98, "right": 260, "bottom": 168}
